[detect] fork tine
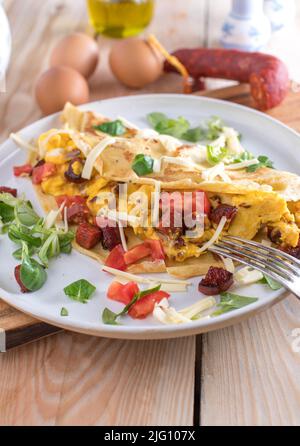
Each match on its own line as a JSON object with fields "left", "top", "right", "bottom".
{"left": 214, "top": 242, "right": 292, "bottom": 281}
{"left": 209, "top": 246, "right": 290, "bottom": 287}
{"left": 221, "top": 239, "right": 300, "bottom": 277}
{"left": 225, "top": 235, "right": 300, "bottom": 267}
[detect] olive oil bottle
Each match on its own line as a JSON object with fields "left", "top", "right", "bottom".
{"left": 87, "top": 0, "right": 154, "bottom": 38}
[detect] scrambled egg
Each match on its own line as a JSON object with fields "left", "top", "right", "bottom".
{"left": 218, "top": 190, "right": 300, "bottom": 247}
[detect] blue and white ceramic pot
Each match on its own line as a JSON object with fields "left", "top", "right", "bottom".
{"left": 221, "top": 0, "right": 272, "bottom": 52}
{"left": 264, "top": 0, "right": 295, "bottom": 32}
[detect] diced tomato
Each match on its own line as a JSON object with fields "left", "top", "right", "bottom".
{"left": 128, "top": 290, "right": 170, "bottom": 319}
{"left": 14, "top": 265, "right": 29, "bottom": 293}
{"left": 56, "top": 195, "right": 90, "bottom": 224}
{"left": 0, "top": 186, "right": 17, "bottom": 197}
{"left": 124, "top": 243, "right": 151, "bottom": 265}
{"left": 56, "top": 195, "right": 86, "bottom": 208}
{"left": 107, "top": 281, "right": 139, "bottom": 305}
{"left": 144, "top": 239, "right": 165, "bottom": 261}
{"left": 32, "top": 162, "right": 56, "bottom": 185}
{"left": 105, "top": 244, "right": 127, "bottom": 271}
{"left": 13, "top": 164, "right": 33, "bottom": 177}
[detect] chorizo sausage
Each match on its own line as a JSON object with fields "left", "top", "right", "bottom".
{"left": 0, "top": 186, "right": 17, "bottom": 197}
{"left": 198, "top": 266, "right": 234, "bottom": 296}
{"left": 164, "top": 48, "right": 290, "bottom": 110}
{"left": 76, "top": 222, "right": 102, "bottom": 249}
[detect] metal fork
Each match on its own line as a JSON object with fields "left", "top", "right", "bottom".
{"left": 208, "top": 236, "right": 300, "bottom": 298}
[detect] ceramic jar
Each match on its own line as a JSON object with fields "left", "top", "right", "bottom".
{"left": 264, "top": 0, "right": 296, "bottom": 32}
{"left": 221, "top": 0, "right": 271, "bottom": 51}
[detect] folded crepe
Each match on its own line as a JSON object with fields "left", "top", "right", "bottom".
{"left": 27, "top": 103, "right": 300, "bottom": 278}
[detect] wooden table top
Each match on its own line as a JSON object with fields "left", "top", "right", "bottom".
{"left": 0, "top": 0, "right": 300, "bottom": 427}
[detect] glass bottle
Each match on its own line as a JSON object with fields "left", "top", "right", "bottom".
{"left": 86, "top": 0, "right": 155, "bottom": 38}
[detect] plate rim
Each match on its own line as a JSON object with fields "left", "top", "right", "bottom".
{"left": 0, "top": 93, "right": 298, "bottom": 339}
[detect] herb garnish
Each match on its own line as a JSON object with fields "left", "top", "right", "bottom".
{"left": 19, "top": 243, "right": 47, "bottom": 292}
{"left": 94, "top": 120, "right": 125, "bottom": 136}
{"left": 60, "top": 307, "right": 69, "bottom": 317}
{"left": 64, "top": 279, "right": 96, "bottom": 303}
{"left": 147, "top": 113, "right": 224, "bottom": 142}
{"left": 246, "top": 155, "right": 274, "bottom": 172}
{"left": 259, "top": 275, "right": 282, "bottom": 291}
{"left": 132, "top": 154, "right": 154, "bottom": 176}
{"left": 212, "top": 292, "right": 258, "bottom": 316}
{"left": 102, "top": 284, "right": 161, "bottom": 325}
{"left": 207, "top": 145, "right": 228, "bottom": 165}
{"left": 0, "top": 192, "right": 74, "bottom": 292}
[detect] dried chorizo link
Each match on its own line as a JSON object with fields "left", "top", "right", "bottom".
{"left": 164, "top": 48, "right": 290, "bottom": 110}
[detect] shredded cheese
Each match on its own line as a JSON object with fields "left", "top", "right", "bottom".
{"left": 117, "top": 116, "right": 140, "bottom": 130}
{"left": 102, "top": 265, "right": 191, "bottom": 285}
{"left": 10, "top": 133, "right": 38, "bottom": 152}
{"left": 179, "top": 297, "right": 217, "bottom": 319}
{"left": 220, "top": 256, "right": 235, "bottom": 274}
{"left": 153, "top": 156, "right": 201, "bottom": 173}
{"left": 225, "top": 159, "right": 259, "bottom": 170}
{"left": 72, "top": 133, "right": 92, "bottom": 157}
{"left": 202, "top": 163, "right": 232, "bottom": 182}
{"left": 153, "top": 299, "right": 192, "bottom": 325}
{"left": 153, "top": 296, "right": 217, "bottom": 325}
{"left": 234, "top": 267, "right": 264, "bottom": 285}
{"left": 198, "top": 216, "right": 227, "bottom": 254}
{"left": 118, "top": 222, "right": 128, "bottom": 252}
{"left": 82, "top": 136, "right": 116, "bottom": 179}
{"left": 43, "top": 201, "right": 65, "bottom": 230}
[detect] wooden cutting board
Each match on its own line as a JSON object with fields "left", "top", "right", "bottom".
{"left": 1, "top": 83, "right": 299, "bottom": 351}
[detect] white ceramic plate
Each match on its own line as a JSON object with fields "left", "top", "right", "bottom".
{"left": 0, "top": 94, "right": 298, "bottom": 339}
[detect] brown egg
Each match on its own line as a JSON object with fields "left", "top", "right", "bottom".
{"left": 50, "top": 33, "right": 99, "bottom": 79}
{"left": 35, "top": 66, "right": 90, "bottom": 115}
{"left": 109, "top": 38, "right": 163, "bottom": 89}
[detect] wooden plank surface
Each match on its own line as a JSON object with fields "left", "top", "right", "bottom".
{"left": 1, "top": 0, "right": 300, "bottom": 427}
{"left": 0, "top": 0, "right": 203, "bottom": 425}
{"left": 198, "top": 86, "right": 300, "bottom": 427}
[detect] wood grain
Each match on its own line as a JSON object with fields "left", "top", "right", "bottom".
{"left": 0, "top": 0, "right": 203, "bottom": 426}
{"left": 199, "top": 86, "right": 300, "bottom": 427}
{"left": 201, "top": 296, "right": 300, "bottom": 426}
{"left": 0, "top": 333, "right": 195, "bottom": 426}
{"left": 1, "top": 0, "right": 300, "bottom": 427}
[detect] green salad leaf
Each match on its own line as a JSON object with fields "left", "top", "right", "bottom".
{"left": 206, "top": 116, "right": 224, "bottom": 141}
{"left": 246, "top": 155, "right": 274, "bottom": 172}
{"left": 147, "top": 113, "right": 225, "bottom": 143}
{"left": 20, "top": 243, "right": 47, "bottom": 292}
{"left": 207, "top": 145, "right": 228, "bottom": 165}
{"left": 94, "top": 120, "right": 125, "bottom": 136}
{"left": 212, "top": 292, "right": 258, "bottom": 316}
{"left": 147, "top": 113, "right": 190, "bottom": 138}
{"left": 132, "top": 154, "right": 154, "bottom": 176}
{"left": 15, "top": 201, "right": 39, "bottom": 226}
{"left": 60, "top": 307, "right": 69, "bottom": 317}
{"left": 227, "top": 151, "right": 254, "bottom": 164}
{"left": 182, "top": 127, "right": 206, "bottom": 143}
{"left": 64, "top": 279, "right": 96, "bottom": 304}
{"left": 259, "top": 275, "right": 282, "bottom": 291}
{"left": 0, "top": 202, "right": 15, "bottom": 223}
{"left": 8, "top": 224, "right": 42, "bottom": 247}
{"left": 102, "top": 284, "right": 161, "bottom": 325}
